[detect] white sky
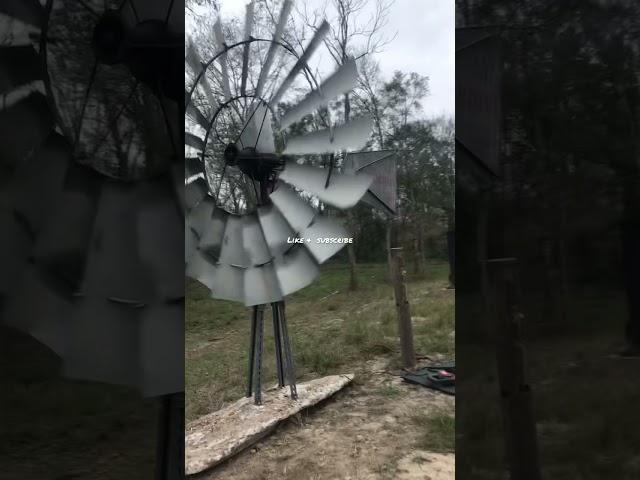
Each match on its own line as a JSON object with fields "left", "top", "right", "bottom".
{"left": 202, "top": 0, "right": 454, "bottom": 119}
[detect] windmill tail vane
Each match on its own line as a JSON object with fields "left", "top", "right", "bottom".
{"left": 184, "top": 0, "right": 378, "bottom": 404}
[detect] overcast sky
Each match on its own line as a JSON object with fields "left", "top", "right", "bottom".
{"left": 211, "top": 0, "right": 454, "bottom": 119}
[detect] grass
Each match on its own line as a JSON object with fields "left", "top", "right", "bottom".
{"left": 457, "top": 288, "right": 640, "bottom": 479}
{"left": 413, "top": 408, "right": 456, "bottom": 453}
{"left": 185, "top": 261, "right": 454, "bottom": 422}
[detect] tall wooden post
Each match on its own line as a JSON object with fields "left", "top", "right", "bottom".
{"left": 391, "top": 248, "right": 416, "bottom": 369}
{"left": 488, "top": 258, "right": 541, "bottom": 480}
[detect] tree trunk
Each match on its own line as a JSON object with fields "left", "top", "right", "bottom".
{"left": 346, "top": 210, "right": 358, "bottom": 291}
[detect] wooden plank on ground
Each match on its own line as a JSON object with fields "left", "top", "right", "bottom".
{"left": 185, "top": 374, "right": 354, "bottom": 476}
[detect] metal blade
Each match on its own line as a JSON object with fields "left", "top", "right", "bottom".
{"left": 198, "top": 207, "right": 227, "bottom": 261}
{"left": 0, "top": 0, "right": 45, "bottom": 27}
{"left": 240, "top": 1, "right": 255, "bottom": 96}
{"left": 0, "top": 46, "right": 42, "bottom": 94}
{"left": 243, "top": 214, "right": 272, "bottom": 266}
{"left": 279, "top": 163, "right": 373, "bottom": 209}
{"left": 244, "top": 263, "right": 283, "bottom": 306}
{"left": 185, "top": 132, "right": 206, "bottom": 151}
{"left": 187, "top": 254, "right": 244, "bottom": 302}
{"left": 10, "top": 132, "right": 70, "bottom": 235}
{"left": 0, "top": 93, "right": 53, "bottom": 170}
{"left": 257, "top": 204, "right": 294, "bottom": 257}
{"left": 81, "top": 183, "right": 152, "bottom": 302}
{"left": 274, "top": 245, "right": 319, "bottom": 296}
{"left": 185, "top": 196, "right": 216, "bottom": 237}
{"left": 186, "top": 102, "right": 210, "bottom": 130}
{"left": 219, "top": 214, "right": 249, "bottom": 267}
{"left": 136, "top": 182, "right": 184, "bottom": 301}
{"left": 213, "top": 21, "right": 232, "bottom": 102}
{"left": 269, "top": 182, "right": 315, "bottom": 232}
{"left": 185, "top": 177, "right": 208, "bottom": 211}
{"left": 185, "top": 156, "right": 204, "bottom": 179}
{"left": 270, "top": 20, "right": 330, "bottom": 107}
{"left": 255, "top": 0, "right": 293, "bottom": 99}
{"left": 301, "top": 215, "right": 348, "bottom": 264}
{"left": 280, "top": 57, "right": 358, "bottom": 129}
{"left": 138, "top": 303, "right": 184, "bottom": 396}
{"left": 283, "top": 115, "right": 373, "bottom": 154}
{"left": 33, "top": 164, "right": 100, "bottom": 293}
{"left": 4, "top": 265, "right": 69, "bottom": 357}
{"left": 186, "top": 226, "right": 198, "bottom": 264}
{"left": 64, "top": 298, "right": 140, "bottom": 389}
{"left": 210, "top": 264, "right": 245, "bottom": 303}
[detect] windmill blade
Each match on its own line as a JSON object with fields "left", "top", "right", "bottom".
{"left": 139, "top": 303, "right": 184, "bottom": 397}
{"left": 219, "top": 214, "right": 249, "bottom": 267}
{"left": 280, "top": 57, "right": 358, "bottom": 130}
{"left": 213, "top": 21, "right": 232, "bottom": 102}
{"left": 240, "top": 1, "right": 255, "bottom": 96}
{"left": 186, "top": 226, "right": 198, "bottom": 264}
{"left": 136, "top": 183, "right": 184, "bottom": 300}
{"left": 198, "top": 207, "right": 227, "bottom": 261}
{"left": 269, "top": 182, "right": 315, "bottom": 232}
{"left": 0, "top": 0, "right": 45, "bottom": 27}
{"left": 10, "top": 132, "right": 70, "bottom": 235}
{"left": 186, "top": 41, "right": 217, "bottom": 109}
{"left": 244, "top": 263, "right": 283, "bottom": 306}
{"left": 81, "top": 183, "right": 153, "bottom": 303}
{"left": 4, "top": 264, "right": 70, "bottom": 357}
{"left": 257, "top": 204, "right": 294, "bottom": 257}
{"left": 0, "top": 94, "right": 53, "bottom": 171}
{"left": 0, "top": 46, "right": 42, "bottom": 94}
{"left": 186, "top": 101, "right": 210, "bottom": 130}
{"left": 186, "top": 252, "right": 244, "bottom": 303}
{"left": 243, "top": 214, "right": 272, "bottom": 266}
{"left": 185, "top": 177, "right": 208, "bottom": 211}
{"left": 270, "top": 20, "right": 330, "bottom": 107}
{"left": 283, "top": 115, "right": 373, "bottom": 155}
{"left": 32, "top": 166, "right": 100, "bottom": 294}
{"left": 185, "top": 188, "right": 215, "bottom": 232}
{"left": 185, "top": 132, "right": 206, "bottom": 150}
{"left": 278, "top": 163, "right": 373, "bottom": 209}
{"left": 185, "top": 156, "right": 204, "bottom": 179}
{"left": 301, "top": 216, "right": 348, "bottom": 263}
{"left": 64, "top": 298, "right": 141, "bottom": 389}
{"left": 255, "top": 0, "right": 293, "bottom": 99}
{"left": 274, "top": 245, "right": 319, "bottom": 296}
{"left": 186, "top": 195, "right": 215, "bottom": 237}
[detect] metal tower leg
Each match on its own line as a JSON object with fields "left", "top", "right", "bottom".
{"left": 154, "top": 392, "right": 184, "bottom": 480}
{"left": 278, "top": 301, "right": 298, "bottom": 400}
{"left": 246, "top": 306, "right": 258, "bottom": 398}
{"left": 252, "top": 304, "right": 265, "bottom": 405}
{"left": 271, "top": 302, "right": 285, "bottom": 388}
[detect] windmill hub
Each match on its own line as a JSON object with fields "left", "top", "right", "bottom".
{"left": 92, "top": 11, "right": 126, "bottom": 65}
{"left": 224, "top": 143, "right": 283, "bottom": 182}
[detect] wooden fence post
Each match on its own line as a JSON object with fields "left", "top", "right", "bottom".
{"left": 391, "top": 248, "right": 416, "bottom": 369}
{"left": 488, "top": 258, "right": 541, "bottom": 480}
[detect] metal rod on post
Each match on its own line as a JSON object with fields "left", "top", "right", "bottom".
{"left": 278, "top": 301, "right": 298, "bottom": 399}
{"left": 390, "top": 247, "right": 416, "bottom": 369}
{"left": 252, "top": 304, "right": 265, "bottom": 405}
{"left": 488, "top": 258, "right": 541, "bottom": 480}
{"left": 271, "top": 302, "right": 285, "bottom": 388}
{"left": 154, "top": 392, "right": 184, "bottom": 480}
{"left": 246, "top": 306, "right": 258, "bottom": 398}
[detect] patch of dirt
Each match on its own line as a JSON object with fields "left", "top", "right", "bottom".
{"left": 192, "top": 356, "right": 455, "bottom": 480}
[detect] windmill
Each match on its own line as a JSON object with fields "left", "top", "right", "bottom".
{"left": 184, "top": 0, "right": 386, "bottom": 405}
{"left": 1, "top": 0, "right": 184, "bottom": 477}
